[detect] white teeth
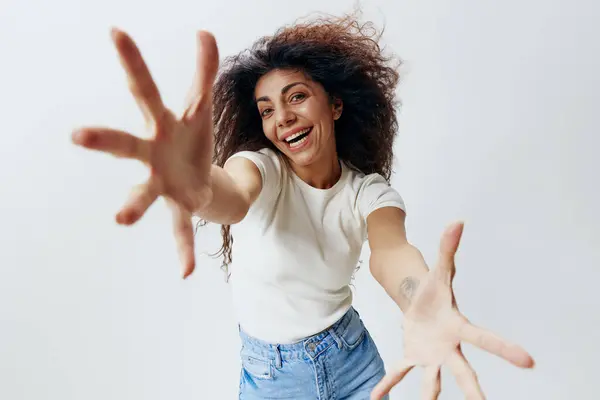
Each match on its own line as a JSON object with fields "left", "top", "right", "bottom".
{"left": 289, "top": 135, "right": 308, "bottom": 148}
{"left": 284, "top": 128, "right": 311, "bottom": 143}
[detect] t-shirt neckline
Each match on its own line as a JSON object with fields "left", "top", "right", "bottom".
{"left": 289, "top": 161, "right": 348, "bottom": 197}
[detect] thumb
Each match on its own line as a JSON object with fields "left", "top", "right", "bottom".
{"left": 435, "top": 221, "right": 465, "bottom": 281}
{"left": 184, "top": 30, "right": 219, "bottom": 120}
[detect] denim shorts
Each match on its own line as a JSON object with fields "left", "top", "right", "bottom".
{"left": 238, "top": 307, "right": 388, "bottom": 400}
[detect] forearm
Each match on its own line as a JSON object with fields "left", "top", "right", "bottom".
{"left": 370, "top": 243, "right": 430, "bottom": 312}
{"left": 193, "top": 165, "right": 250, "bottom": 225}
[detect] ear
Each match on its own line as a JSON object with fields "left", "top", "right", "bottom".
{"left": 332, "top": 97, "right": 343, "bottom": 120}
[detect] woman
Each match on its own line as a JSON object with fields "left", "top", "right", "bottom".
{"left": 72, "top": 14, "right": 534, "bottom": 400}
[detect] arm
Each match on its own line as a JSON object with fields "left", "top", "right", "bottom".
{"left": 368, "top": 207, "right": 535, "bottom": 400}
{"left": 193, "top": 157, "right": 263, "bottom": 225}
{"left": 367, "top": 206, "right": 429, "bottom": 312}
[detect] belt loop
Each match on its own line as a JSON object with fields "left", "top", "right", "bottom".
{"left": 328, "top": 328, "right": 343, "bottom": 350}
{"left": 274, "top": 345, "right": 282, "bottom": 369}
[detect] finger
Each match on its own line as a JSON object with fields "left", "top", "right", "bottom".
{"left": 72, "top": 127, "right": 151, "bottom": 162}
{"left": 447, "top": 349, "right": 485, "bottom": 400}
{"left": 116, "top": 177, "right": 161, "bottom": 225}
{"left": 370, "top": 359, "right": 414, "bottom": 400}
{"left": 183, "top": 30, "right": 219, "bottom": 122}
{"left": 111, "top": 28, "right": 166, "bottom": 124}
{"left": 421, "top": 366, "right": 441, "bottom": 400}
{"left": 434, "top": 221, "right": 464, "bottom": 282}
{"left": 459, "top": 322, "right": 535, "bottom": 368}
{"left": 169, "top": 203, "right": 196, "bottom": 279}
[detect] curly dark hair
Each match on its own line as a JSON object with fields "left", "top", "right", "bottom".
{"left": 200, "top": 12, "right": 402, "bottom": 274}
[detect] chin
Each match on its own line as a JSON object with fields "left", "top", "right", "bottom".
{"left": 288, "top": 155, "right": 314, "bottom": 167}
{"left": 284, "top": 146, "right": 319, "bottom": 166}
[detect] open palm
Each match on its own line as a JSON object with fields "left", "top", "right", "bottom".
{"left": 72, "top": 29, "right": 220, "bottom": 277}
{"left": 371, "top": 223, "right": 534, "bottom": 400}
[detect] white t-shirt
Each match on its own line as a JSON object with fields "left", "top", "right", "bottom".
{"left": 227, "top": 148, "right": 406, "bottom": 344}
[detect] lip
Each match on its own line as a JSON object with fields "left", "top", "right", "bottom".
{"left": 286, "top": 129, "right": 312, "bottom": 153}
{"left": 279, "top": 126, "right": 313, "bottom": 142}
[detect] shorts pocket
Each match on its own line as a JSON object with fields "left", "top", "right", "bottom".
{"left": 339, "top": 310, "right": 366, "bottom": 350}
{"left": 241, "top": 353, "right": 273, "bottom": 380}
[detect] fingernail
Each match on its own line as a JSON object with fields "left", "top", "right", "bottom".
{"left": 71, "top": 129, "right": 84, "bottom": 143}
{"left": 115, "top": 213, "right": 125, "bottom": 224}
{"left": 110, "top": 27, "right": 120, "bottom": 40}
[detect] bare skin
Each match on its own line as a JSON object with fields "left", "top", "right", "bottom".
{"left": 71, "top": 29, "right": 260, "bottom": 278}
{"left": 367, "top": 209, "right": 535, "bottom": 399}
{"left": 254, "top": 69, "right": 343, "bottom": 189}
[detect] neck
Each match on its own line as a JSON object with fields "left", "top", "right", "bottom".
{"left": 290, "top": 150, "right": 341, "bottom": 189}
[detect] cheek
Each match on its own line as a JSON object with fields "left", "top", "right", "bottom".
{"left": 262, "top": 120, "right": 277, "bottom": 142}
{"left": 306, "top": 102, "right": 333, "bottom": 124}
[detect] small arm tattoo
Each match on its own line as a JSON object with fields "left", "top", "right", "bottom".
{"left": 399, "top": 277, "right": 419, "bottom": 303}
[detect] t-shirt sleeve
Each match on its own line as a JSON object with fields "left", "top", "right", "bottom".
{"left": 226, "top": 148, "right": 282, "bottom": 212}
{"left": 357, "top": 173, "right": 406, "bottom": 221}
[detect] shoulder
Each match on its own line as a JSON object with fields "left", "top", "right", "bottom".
{"left": 343, "top": 165, "right": 406, "bottom": 220}
{"left": 227, "top": 147, "right": 283, "bottom": 177}
{"left": 226, "top": 147, "right": 284, "bottom": 209}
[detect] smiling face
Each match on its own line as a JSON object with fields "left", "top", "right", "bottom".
{"left": 254, "top": 69, "right": 342, "bottom": 168}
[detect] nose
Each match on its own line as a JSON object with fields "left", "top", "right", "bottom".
{"left": 275, "top": 106, "right": 296, "bottom": 128}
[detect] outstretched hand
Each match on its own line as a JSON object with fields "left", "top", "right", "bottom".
{"left": 371, "top": 223, "right": 535, "bottom": 400}
{"left": 72, "top": 29, "right": 220, "bottom": 278}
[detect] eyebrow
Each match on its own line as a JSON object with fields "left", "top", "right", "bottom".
{"left": 255, "top": 82, "right": 310, "bottom": 103}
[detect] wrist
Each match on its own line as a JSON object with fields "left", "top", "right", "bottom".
{"left": 191, "top": 183, "right": 214, "bottom": 214}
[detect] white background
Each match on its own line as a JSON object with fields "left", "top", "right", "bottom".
{"left": 1, "top": 0, "right": 598, "bottom": 398}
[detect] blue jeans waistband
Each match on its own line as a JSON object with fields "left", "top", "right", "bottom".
{"left": 238, "top": 306, "right": 360, "bottom": 362}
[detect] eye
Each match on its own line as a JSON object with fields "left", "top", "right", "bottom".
{"left": 260, "top": 108, "right": 273, "bottom": 117}
{"left": 290, "top": 93, "right": 306, "bottom": 102}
